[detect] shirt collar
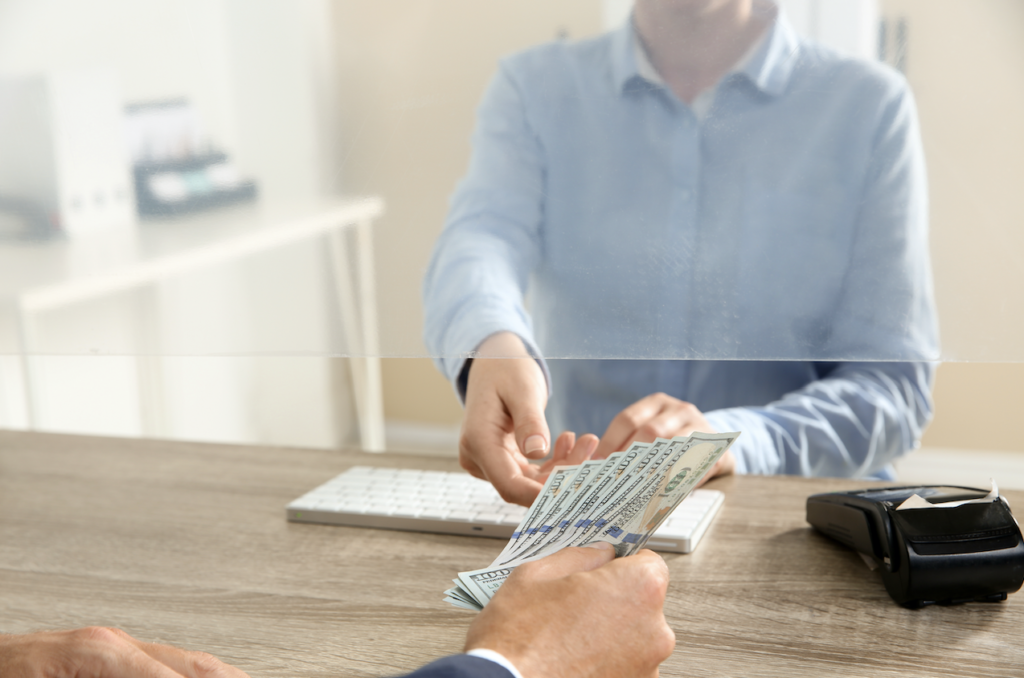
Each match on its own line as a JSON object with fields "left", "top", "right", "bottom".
{"left": 610, "top": 1, "right": 801, "bottom": 98}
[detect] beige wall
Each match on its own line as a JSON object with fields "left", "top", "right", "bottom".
{"left": 882, "top": 0, "right": 1024, "bottom": 451}
{"left": 332, "top": 2, "right": 603, "bottom": 433}
{"left": 881, "top": 0, "right": 1024, "bottom": 363}
{"left": 336, "top": 2, "right": 1023, "bottom": 452}
{"left": 924, "top": 363, "right": 1024, "bottom": 452}
{"left": 382, "top": 357, "right": 463, "bottom": 427}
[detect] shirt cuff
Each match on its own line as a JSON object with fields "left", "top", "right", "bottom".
{"left": 452, "top": 332, "right": 552, "bottom": 405}
{"left": 703, "top": 407, "right": 774, "bottom": 476}
{"left": 466, "top": 649, "right": 524, "bottom": 678}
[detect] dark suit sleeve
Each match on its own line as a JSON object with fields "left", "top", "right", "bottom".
{"left": 395, "top": 654, "right": 515, "bottom": 678}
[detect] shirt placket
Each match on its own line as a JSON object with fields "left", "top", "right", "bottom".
{"left": 666, "top": 102, "right": 701, "bottom": 393}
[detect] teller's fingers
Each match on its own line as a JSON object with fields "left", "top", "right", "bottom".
{"left": 459, "top": 450, "right": 486, "bottom": 480}
{"left": 474, "top": 443, "right": 544, "bottom": 506}
{"left": 552, "top": 431, "right": 576, "bottom": 465}
{"left": 538, "top": 431, "right": 578, "bottom": 476}
{"left": 594, "top": 395, "right": 668, "bottom": 459}
{"left": 459, "top": 414, "right": 541, "bottom": 489}
{"left": 631, "top": 406, "right": 696, "bottom": 441}
{"left": 564, "top": 434, "right": 599, "bottom": 466}
{"left": 675, "top": 418, "right": 716, "bottom": 439}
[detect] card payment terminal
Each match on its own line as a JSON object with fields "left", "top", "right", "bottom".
{"left": 806, "top": 485, "right": 1024, "bottom": 607}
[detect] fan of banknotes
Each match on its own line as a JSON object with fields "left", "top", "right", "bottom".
{"left": 444, "top": 431, "right": 740, "bottom": 611}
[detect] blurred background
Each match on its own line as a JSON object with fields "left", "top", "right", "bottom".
{"left": 0, "top": 0, "right": 1020, "bottom": 485}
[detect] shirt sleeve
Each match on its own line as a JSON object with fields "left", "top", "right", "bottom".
{"left": 422, "top": 60, "right": 549, "bottom": 394}
{"left": 465, "top": 649, "right": 525, "bottom": 678}
{"left": 394, "top": 653, "right": 516, "bottom": 678}
{"left": 706, "top": 75, "right": 939, "bottom": 478}
{"left": 705, "top": 361, "right": 935, "bottom": 478}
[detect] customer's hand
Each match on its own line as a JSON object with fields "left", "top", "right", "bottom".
{"left": 0, "top": 627, "right": 249, "bottom": 678}
{"left": 594, "top": 392, "right": 735, "bottom": 486}
{"left": 461, "top": 332, "right": 598, "bottom": 506}
{"left": 465, "top": 543, "right": 675, "bottom": 678}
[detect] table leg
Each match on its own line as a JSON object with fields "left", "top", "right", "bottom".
{"left": 327, "top": 224, "right": 385, "bottom": 452}
{"left": 134, "top": 285, "right": 166, "bottom": 437}
{"left": 354, "top": 219, "right": 384, "bottom": 451}
{"left": 14, "top": 301, "right": 39, "bottom": 430}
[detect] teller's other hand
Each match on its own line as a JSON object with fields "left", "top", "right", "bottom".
{"left": 536, "top": 430, "right": 599, "bottom": 482}
{"left": 0, "top": 627, "right": 249, "bottom": 678}
{"left": 465, "top": 543, "right": 675, "bottom": 678}
{"left": 461, "top": 332, "right": 597, "bottom": 506}
{"left": 593, "top": 392, "right": 735, "bottom": 486}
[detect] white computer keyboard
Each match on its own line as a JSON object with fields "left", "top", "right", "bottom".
{"left": 286, "top": 466, "right": 724, "bottom": 554}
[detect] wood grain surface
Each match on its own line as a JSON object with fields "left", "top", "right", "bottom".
{"left": 1, "top": 430, "right": 1022, "bottom": 677}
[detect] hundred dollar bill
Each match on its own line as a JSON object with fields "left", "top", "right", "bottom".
{"left": 566, "top": 433, "right": 737, "bottom": 552}
{"left": 585, "top": 439, "right": 675, "bottom": 516}
{"left": 586, "top": 432, "right": 738, "bottom": 557}
{"left": 494, "top": 465, "right": 577, "bottom": 562}
{"left": 447, "top": 580, "right": 479, "bottom": 604}
{"left": 533, "top": 438, "right": 689, "bottom": 557}
{"left": 630, "top": 433, "right": 738, "bottom": 551}
{"left": 492, "top": 443, "right": 654, "bottom": 567}
{"left": 448, "top": 431, "right": 741, "bottom": 610}
{"left": 444, "top": 587, "right": 482, "bottom": 611}
{"left": 456, "top": 439, "right": 694, "bottom": 607}
{"left": 457, "top": 565, "right": 515, "bottom": 608}
{"left": 516, "top": 439, "right": 681, "bottom": 561}
{"left": 495, "top": 456, "right": 608, "bottom": 565}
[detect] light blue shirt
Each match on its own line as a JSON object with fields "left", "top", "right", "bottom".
{"left": 423, "top": 12, "right": 938, "bottom": 479}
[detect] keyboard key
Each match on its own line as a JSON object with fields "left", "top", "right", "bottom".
{"left": 445, "top": 511, "right": 477, "bottom": 522}
{"left": 338, "top": 504, "right": 366, "bottom": 514}
{"left": 475, "top": 513, "right": 505, "bottom": 524}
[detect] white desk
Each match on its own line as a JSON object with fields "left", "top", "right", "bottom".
{"left": 0, "top": 197, "right": 386, "bottom": 451}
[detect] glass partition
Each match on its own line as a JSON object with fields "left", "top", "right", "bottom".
{"left": 0, "top": 1, "right": 1020, "bottom": 451}
{"left": 0, "top": 0, "right": 1019, "bottom": 363}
